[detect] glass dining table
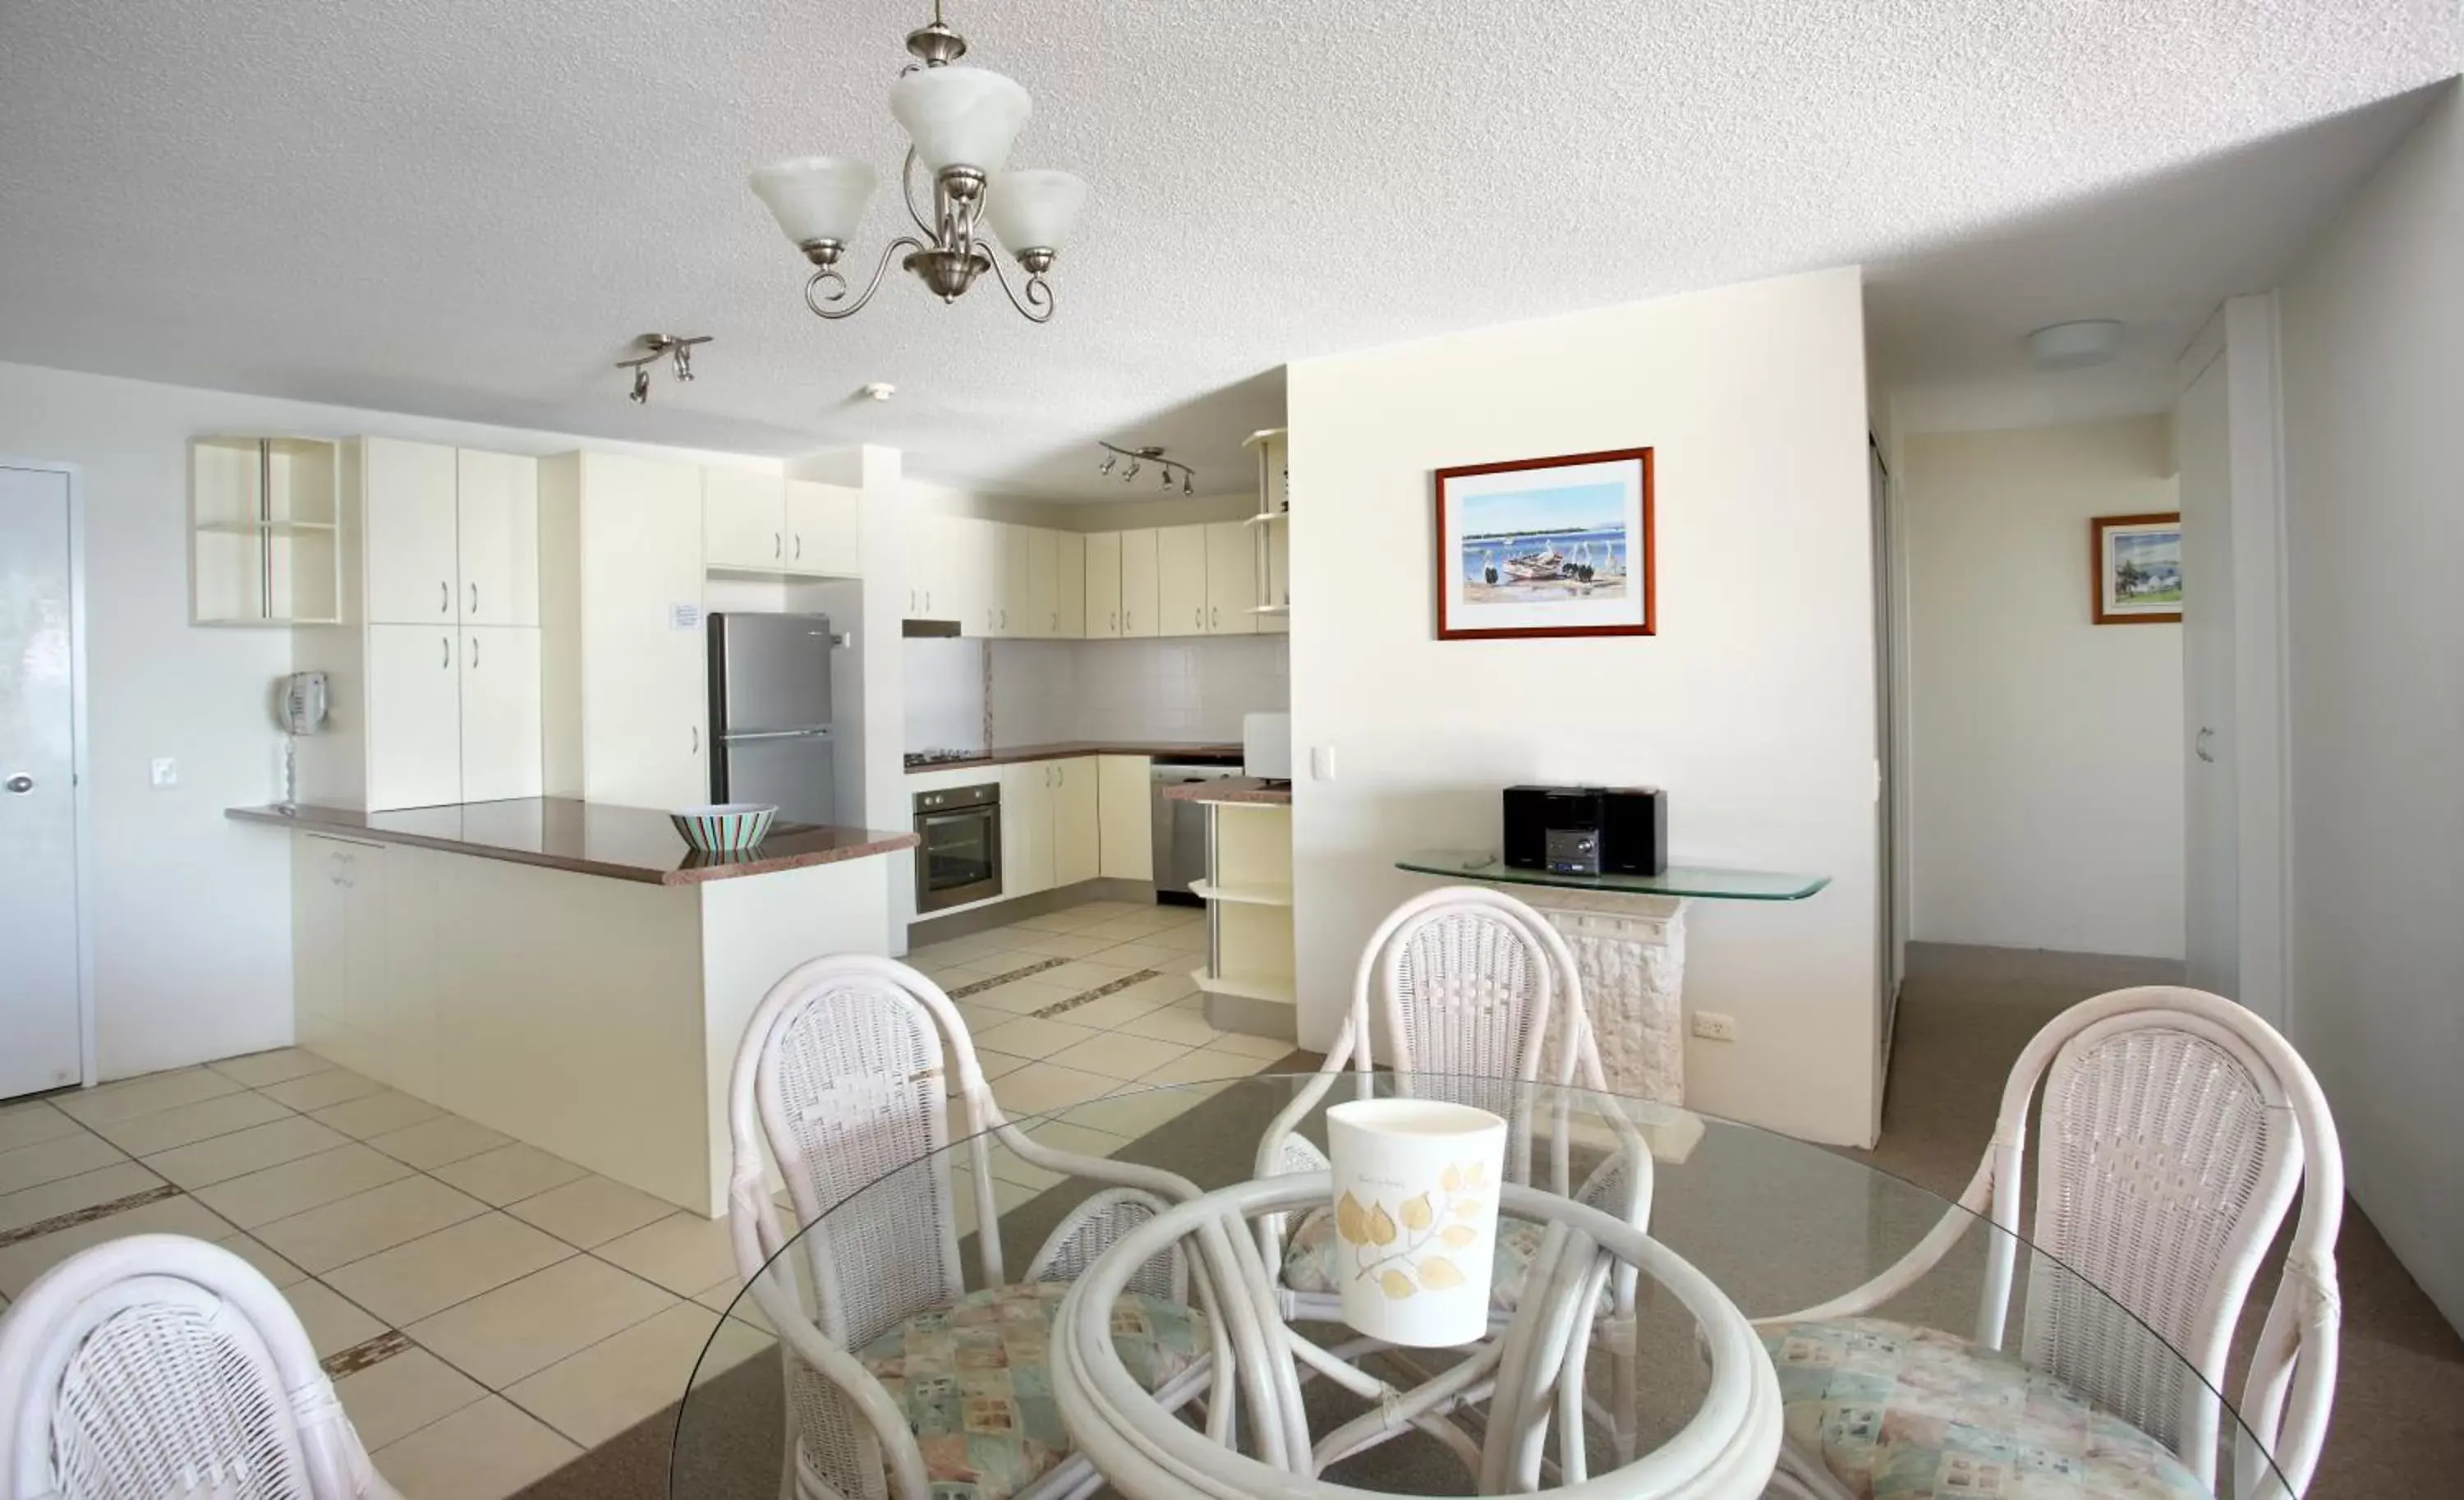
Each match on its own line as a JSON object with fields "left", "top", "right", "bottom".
{"left": 672, "top": 1074, "right": 2285, "bottom": 1498}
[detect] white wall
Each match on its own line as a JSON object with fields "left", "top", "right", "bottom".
{"left": 0, "top": 360, "right": 782, "bottom": 1080}
{"left": 2275, "top": 81, "right": 2464, "bottom": 1332}
{"left": 1286, "top": 266, "right": 1881, "bottom": 1147}
{"left": 1901, "top": 417, "right": 2186, "bottom": 959}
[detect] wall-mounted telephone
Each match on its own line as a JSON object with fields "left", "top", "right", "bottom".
{"left": 276, "top": 671, "right": 329, "bottom": 736}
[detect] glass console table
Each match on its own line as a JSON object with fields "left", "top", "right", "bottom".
{"left": 1394, "top": 850, "right": 1832, "bottom": 1106}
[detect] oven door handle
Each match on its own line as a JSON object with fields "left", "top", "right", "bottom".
{"left": 917, "top": 808, "right": 996, "bottom": 831}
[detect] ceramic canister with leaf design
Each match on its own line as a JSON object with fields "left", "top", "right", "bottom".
{"left": 1324, "top": 1097, "right": 1510, "bottom": 1346}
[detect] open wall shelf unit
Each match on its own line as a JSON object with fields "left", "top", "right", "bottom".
{"left": 191, "top": 435, "right": 344, "bottom": 626}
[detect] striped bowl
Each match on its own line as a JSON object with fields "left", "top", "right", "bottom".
{"left": 669, "top": 803, "right": 779, "bottom": 853}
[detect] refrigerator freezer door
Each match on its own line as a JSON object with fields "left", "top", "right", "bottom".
{"left": 716, "top": 731, "right": 837, "bottom": 826}
{"left": 710, "top": 613, "right": 834, "bottom": 734}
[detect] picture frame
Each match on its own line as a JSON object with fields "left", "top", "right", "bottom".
{"left": 2090, "top": 512, "right": 2182, "bottom": 624}
{"left": 1433, "top": 447, "right": 1655, "bottom": 641}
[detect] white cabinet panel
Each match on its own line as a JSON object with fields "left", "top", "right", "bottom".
{"left": 456, "top": 449, "right": 540, "bottom": 626}
{"left": 294, "top": 835, "right": 350, "bottom": 1049}
{"left": 1026, "top": 527, "right": 1059, "bottom": 637}
{"left": 1052, "top": 757, "right": 1101, "bottom": 886}
{"left": 365, "top": 625, "right": 464, "bottom": 811}
{"left": 1262, "top": 518, "right": 1289, "bottom": 634}
{"left": 1119, "top": 529, "right": 1159, "bottom": 639}
{"left": 1157, "top": 526, "right": 1207, "bottom": 637}
{"left": 1097, "top": 755, "right": 1153, "bottom": 880}
{"left": 705, "top": 468, "right": 786, "bottom": 572}
{"left": 1205, "top": 521, "right": 1258, "bottom": 635}
{"left": 459, "top": 626, "right": 543, "bottom": 802}
{"left": 1083, "top": 531, "right": 1121, "bottom": 639}
{"left": 363, "top": 438, "right": 460, "bottom": 626}
{"left": 997, "top": 523, "right": 1031, "bottom": 637}
{"left": 577, "top": 453, "right": 706, "bottom": 808}
{"left": 786, "top": 480, "right": 862, "bottom": 576}
{"left": 1000, "top": 762, "right": 1055, "bottom": 897}
{"left": 1053, "top": 532, "right": 1085, "bottom": 638}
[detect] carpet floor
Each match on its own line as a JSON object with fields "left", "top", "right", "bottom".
{"left": 516, "top": 951, "right": 2464, "bottom": 1498}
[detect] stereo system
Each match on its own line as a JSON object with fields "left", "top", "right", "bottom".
{"left": 1503, "top": 785, "right": 1668, "bottom": 878}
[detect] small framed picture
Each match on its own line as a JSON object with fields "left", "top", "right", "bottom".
{"left": 1434, "top": 448, "right": 1654, "bottom": 641}
{"left": 2091, "top": 512, "right": 2182, "bottom": 624}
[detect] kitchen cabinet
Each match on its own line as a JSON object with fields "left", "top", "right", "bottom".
{"left": 997, "top": 523, "right": 1031, "bottom": 637}
{"left": 294, "top": 834, "right": 388, "bottom": 1079}
{"left": 1000, "top": 761, "right": 1055, "bottom": 896}
{"left": 1261, "top": 519, "right": 1290, "bottom": 634}
{"left": 1096, "top": 755, "right": 1152, "bottom": 880}
{"left": 1083, "top": 532, "right": 1122, "bottom": 639}
{"left": 1157, "top": 527, "right": 1207, "bottom": 637}
{"left": 1119, "top": 529, "right": 1160, "bottom": 638}
{"left": 1052, "top": 757, "right": 1100, "bottom": 886}
{"left": 362, "top": 438, "right": 461, "bottom": 626}
{"left": 1054, "top": 532, "right": 1085, "bottom": 637}
{"left": 364, "top": 625, "right": 465, "bottom": 811}
{"left": 188, "top": 436, "right": 343, "bottom": 627}
{"left": 456, "top": 448, "right": 540, "bottom": 626}
{"left": 1205, "top": 521, "right": 1258, "bottom": 635}
{"left": 786, "top": 480, "right": 862, "bottom": 576}
{"left": 1026, "top": 527, "right": 1059, "bottom": 637}
{"left": 704, "top": 468, "right": 788, "bottom": 573}
{"left": 458, "top": 626, "right": 545, "bottom": 802}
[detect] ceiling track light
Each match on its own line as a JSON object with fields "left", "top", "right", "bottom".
{"left": 616, "top": 333, "right": 711, "bottom": 404}
{"left": 748, "top": 4, "right": 1087, "bottom": 326}
{"left": 1099, "top": 441, "right": 1194, "bottom": 493}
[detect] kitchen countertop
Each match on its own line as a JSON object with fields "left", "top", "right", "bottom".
{"left": 904, "top": 741, "right": 1243, "bottom": 773}
{"left": 1161, "top": 776, "right": 1293, "bottom": 806}
{"left": 228, "top": 798, "right": 918, "bottom": 886}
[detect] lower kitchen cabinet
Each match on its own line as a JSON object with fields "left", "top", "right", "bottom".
{"left": 293, "top": 835, "right": 391, "bottom": 1080}
{"left": 1052, "top": 757, "right": 1100, "bottom": 886}
{"left": 987, "top": 757, "right": 1110, "bottom": 903}
{"left": 1096, "top": 755, "right": 1153, "bottom": 880}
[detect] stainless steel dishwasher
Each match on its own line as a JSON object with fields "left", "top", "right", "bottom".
{"left": 1150, "top": 759, "right": 1243, "bottom": 904}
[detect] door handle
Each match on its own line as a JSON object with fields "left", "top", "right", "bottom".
{"left": 773, "top": 531, "right": 781, "bottom": 559}
{"left": 441, "top": 636, "right": 451, "bottom": 669}
{"left": 470, "top": 581, "right": 479, "bottom": 615}
{"left": 692, "top": 725, "right": 701, "bottom": 755}
{"left": 1195, "top": 607, "right": 1203, "bottom": 629}
{"left": 440, "top": 581, "right": 449, "bottom": 614}
{"left": 471, "top": 635, "right": 480, "bottom": 669}
{"left": 2195, "top": 727, "right": 2217, "bottom": 763}
{"left": 794, "top": 533, "right": 803, "bottom": 560}
{"left": 1211, "top": 606, "right": 1220, "bottom": 628}
{"left": 4, "top": 774, "right": 33, "bottom": 794}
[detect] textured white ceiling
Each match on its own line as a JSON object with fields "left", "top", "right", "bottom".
{"left": 0, "top": 2, "right": 2455, "bottom": 496}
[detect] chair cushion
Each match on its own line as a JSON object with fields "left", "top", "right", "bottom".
{"left": 1281, "top": 1207, "right": 1555, "bottom": 1310}
{"left": 1762, "top": 1318, "right": 2213, "bottom": 1500}
{"left": 856, "top": 1281, "right": 1206, "bottom": 1500}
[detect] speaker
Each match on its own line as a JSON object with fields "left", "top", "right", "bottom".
{"left": 1602, "top": 787, "right": 1667, "bottom": 877}
{"left": 1503, "top": 785, "right": 1607, "bottom": 875}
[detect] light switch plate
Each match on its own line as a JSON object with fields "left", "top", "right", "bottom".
{"left": 149, "top": 757, "right": 179, "bottom": 789}
{"left": 1310, "top": 744, "right": 1337, "bottom": 781}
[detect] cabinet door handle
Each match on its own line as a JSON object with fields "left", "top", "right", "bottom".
{"left": 1211, "top": 605, "right": 1220, "bottom": 628}
{"left": 471, "top": 634, "right": 480, "bottom": 669}
{"left": 773, "top": 531, "right": 781, "bottom": 559}
{"left": 794, "top": 533, "right": 803, "bottom": 560}
{"left": 692, "top": 725, "right": 701, "bottom": 755}
{"left": 440, "top": 635, "right": 451, "bottom": 669}
{"left": 440, "top": 580, "right": 449, "bottom": 614}
{"left": 1195, "top": 607, "right": 1203, "bottom": 629}
{"left": 470, "top": 581, "right": 479, "bottom": 616}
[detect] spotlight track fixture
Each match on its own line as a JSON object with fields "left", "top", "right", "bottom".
{"left": 1097, "top": 441, "right": 1194, "bottom": 492}
{"left": 617, "top": 333, "right": 712, "bottom": 403}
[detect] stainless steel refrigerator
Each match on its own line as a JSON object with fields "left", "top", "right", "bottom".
{"left": 707, "top": 613, "right": 836, "bottom": 826}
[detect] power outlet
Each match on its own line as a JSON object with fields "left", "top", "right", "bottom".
{"left": 1689, "top": 1010, "right": 1739, "bottom": 1043}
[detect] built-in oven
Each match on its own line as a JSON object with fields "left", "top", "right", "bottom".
{"left": 913, "top": 783, "right": 1002, "bottom": 913}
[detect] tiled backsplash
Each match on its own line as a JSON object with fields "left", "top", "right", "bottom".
{"left": 903, "top": 635, "right": 1290, "bottom": 750}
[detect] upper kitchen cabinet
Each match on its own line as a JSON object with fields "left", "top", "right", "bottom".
{"left": 456, "top": 448, "right": 540, "bottom": 626}
{"left": 188, "top": 435, "right": 342, "bottom": 627}
{"left": 1054, "top": 531, "right": 1086, "bottom": 637}
{"left": 1119, "top": 528, "right": 1160, "bottom": 638}
{"left": 361, "top": 438, "right": 462, "bottom": 626}
{"left": 1157, "top": 526, "right": 1207, "bottom": 637}
{"left": 704, "top": 468, "right": 788, "bottom": 573}
{"left": 1248, "top": 428, "right": 1290, "bottom": 634}
{"left": 785, "top": 480, "right": 862, "bottom": 576}
{"left": 1083, "top": 531, "right": 1122, "bottom": 639}
{"left": 1203, "top": 521, "right": 1258, "bottom": 635}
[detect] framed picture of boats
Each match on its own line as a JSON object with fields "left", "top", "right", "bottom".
{"left": 2090, "top": 512, "right": 2182, "bottom": 624}
{"left": 1434, "top": 447, "right": 1654, "bottom": 641}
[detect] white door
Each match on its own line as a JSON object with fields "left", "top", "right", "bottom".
{"left": 362, "top": 437, "right": 461, "bottom": 626}
{"left": 1157, "top": 527, "right": 1207, "bottom": 637}
{"left": 2177, "top": 351, "right": 2239, "bottom": 999}
{"left": 1053, "top": 758, "right": 1101, "bottom": 886}
{"left": 1084, "top": 531, "right": 1122, "bottom": 639}
{"left": 459, "top": 627, "right": 544, "bottom": 802}
{"left": 1, "top": 465, "right": 84, "bottom": 1098}
{"left": 704, "top": 468, "right": 785, "bottom": 573}
{"left": 1204, "top": 521, "right": 1257, "bottom": 635}
{"left": 455, "top": 449, "right": 539, "bottom": 626}
{"left": 365, "top": 624, "right": 465, "bottom": 810}
{"left": 1119, "top": 529, "right": 1159, "bottom": 638}
{"left": 785, "top": 480, "right": 862, "bottom": 576}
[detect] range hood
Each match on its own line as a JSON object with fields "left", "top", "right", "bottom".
{"left": 901, "top": 617, "right": 963, "bottom": 638}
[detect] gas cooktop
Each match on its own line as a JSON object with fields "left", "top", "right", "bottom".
{"left": 905, "top": 748, "right": 989, "bottom": 768}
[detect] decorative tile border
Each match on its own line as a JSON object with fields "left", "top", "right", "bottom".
{"left": 0, "top": 1183, "right": 182, "bottom": 1250}
{"left": 1032, "top": 970, "right": 1165, "bottom": 1020}
{"left": 322, "top": 1327, "right": 415, "bottom": 1378}
{"left": 943, "top": 956, "right": 1069, "bottom": 999}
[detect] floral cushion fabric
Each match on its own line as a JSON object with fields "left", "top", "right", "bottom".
{"left": 1762, "top": 1318, "right": 2213, "bottom": 1500}
{"left": 855, "top": 1282, "right": 1207, "bottom": 1500}
{"left": 1281, "top": 1208, "right": 1554, "bottom": 1309}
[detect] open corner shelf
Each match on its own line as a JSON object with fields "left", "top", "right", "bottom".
{"left": 1189, "top": 879, "right": 1293, "bottom": 908}
{"left": 1189, "top": 968, "right": 1296, "bottom": 1007}
{"left": 191, "top": 435, "right": 346, "bottom": 628}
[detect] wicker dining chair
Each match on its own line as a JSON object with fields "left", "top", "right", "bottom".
{"left": 0, "top": 1233, "right": 402, "bottom": 1500}
{"left": 724, "top": 953, "right": 1218, "bottom": 1500}
{"left": 1756, "top": 986, "right": 2343, "bottom": 1500}
{"left": 1250, "top": 885, "right": 1656, "bottom": 1475}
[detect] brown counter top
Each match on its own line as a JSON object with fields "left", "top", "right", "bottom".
{"left": 904, "top": 741, "right": 1244, "bottom": 773}
{"left": 228, "top": 798, "right": 918, "bottom": 886}
{"left": 1161, "top": 776, "right": 1293, "bottom": 806}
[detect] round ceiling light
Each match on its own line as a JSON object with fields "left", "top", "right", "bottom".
{"left": 2025, "top": 320, "right": 2126, "bottom": 370}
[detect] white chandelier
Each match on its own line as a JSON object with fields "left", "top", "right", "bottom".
{"left": 749, "top": 3, "right": 1086, "bottom": 325}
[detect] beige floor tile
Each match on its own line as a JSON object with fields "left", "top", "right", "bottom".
{"left": 956, "top": 948, "right": 1066, "bottom": 979}
{"left": 283, "top": 1279, "right": 388, "bottom": 1359}
{"left": 1073, "top": 917, "right": 1176, "bottom": 943}
{"left": 0, "top": 1101, "right": 85, "bottom": 1153}
{"left": 1136, "top": 1048, "right": 1277, "bottom": 1088}
{"left": 371, "top": 1395, "right": 581, "bottom": 1500}
{"left": 950, "top": 1000, "right": 1013, "bottom": 1034}
{"left": 84, "top": 1089, "right": 295, "bottom": 1157}
{"left": 143, "top": 1116, "right": 354, "bottom": 1189}
{"left": 324, "top": 1212, "right": 574, "bottom": 1327}
{"left": 595, "top": 1212, "right": 736, "bottom": 1297}
{"left": 1016, "top": 1120, "right": 1132, "bottom": 1161}
{"left": 207, "top": 1048, "right": 336, "bottom": 1088}
{"left": 259, "top": 1068, "right": 388, "bottom": 1111}
{"left": 209, "top": 1231, "right": 310, "bottom": 1289}
{"left": 915, "top": 960, "right": 991, "bottom": 987}
{"left": 1100, "top": 972, "right": 1206, "bottom": 1010}
{"left": 430, "top": 1143, "right": 590, "bottom": 1207}
{"left": 990, "top": 1063, "right": 1119, "bottom": 1118}
{"left": 1028, "top": 959, "right": 1135, "bottom": 993}
{"left": 964, "top": 978, "right": 1078, "bottom": 1016}
{"left": 1049, "top": 989, "right": 1175, "bottom": 1031}
{"left": 506, "top": 1176, "right": 673, "bottom": 1249}
{"left": 1092, "top": 941, "right": 1187, "bottom": 972}
{"left": 408, "top": 1255, "right": 677, "bottom": 1387}
{"left": 1064, "top": 1088, "right": 1205, "bottom": 1139}
{"left": 0, "top": 1132, "right": 127, "bottom": 1196}
{"left": 1201, "top": 1031, "right": 1299, "bottom": 1061}
{"left": 192, "top": 1143, "right": 413, "bottom": 1229}
{"left": 55, "top": 1068, "right": 245, "bottom": 1126}
{"left": 256, "top": 1176, "right": 490, "bottom": 1273}
{"left": 336, "top": 1346, "right": 490, "bottom": 1451}
{"left": 692, "top": 1279, "right": 773, "bottom": 1334}
{"left": 0, "top": 1195, "right": 235, "bottom": 1296}
{"left": 905, "top": 935, "right": 1005, "bottom": 967}
{"left": 972, "top": 1049, "right": 1034, "bottom": 1083}
{"left": 0, "top": 1161, "right": 164, "bottom": 1235}
{"left": 1046, "top": 1033, "right": 1196, "bottom": 1082}
{"left": 1006, "top": 931, "right": 1114, "bottom": 959}
{"left": 310, "top": 1089, "right": 444, "bottom": 1140}
{"left": 1115, "top": 1005, "right": 1235, "bottom": 1047}
{"left": 504, "top": 1302, "right": 771, "bottom": 1448}
{"left": 365, "top": 1115, "right": 512, "bottom": 1170}
{"left": 1003, "top": 909, "right": 1107, "bottom": 933}
{"left": 972, "top": 1015, "right": 1106, "bottom": 1061}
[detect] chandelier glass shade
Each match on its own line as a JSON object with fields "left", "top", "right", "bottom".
{"left": 751, "top": 8, "right": 1083, "bottom": 324}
